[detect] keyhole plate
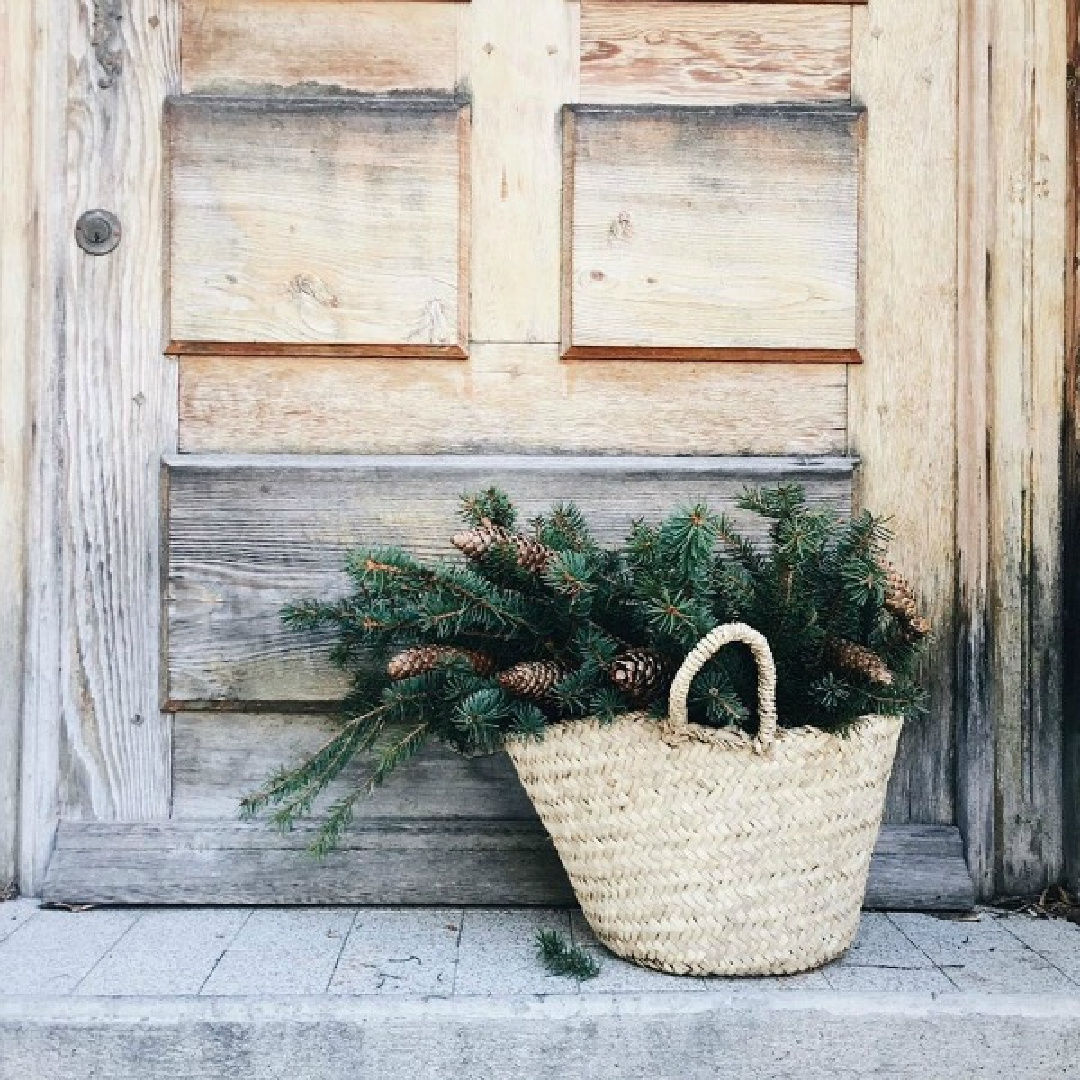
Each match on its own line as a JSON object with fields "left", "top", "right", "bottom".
{"left": 75, "top": 209, "right": 121, "bottom": 256}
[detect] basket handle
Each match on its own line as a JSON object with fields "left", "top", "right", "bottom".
{"left": 667, "top": 623, "right": 778, "bottom": 750}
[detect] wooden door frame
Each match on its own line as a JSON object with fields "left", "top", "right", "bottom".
{"left": 0, "top": 0, "right": 1071, "bottom": 899}
{"left": 1066, "top": 0, "right": 1080, "bottom": 893}
{"left": 955, "top": 0, "right": 1069, "bottom": 897}
{"left": 11, "top": 0, "right": 179, "bottom": 894}
{"left": 0, "top": 0, "right": 34, "bottom": 895}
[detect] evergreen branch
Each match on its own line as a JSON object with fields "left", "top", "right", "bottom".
{"left": 536, "top": 930, "right": 600, "bottom": 980}
{"left": 309, "top": 791, "right": 363, "bottom": 859}
{"left": 459, "top": 487, "right": 517, "bottom": 529}
{"left": 368, "top": 724, "right": 430, "bottom": 791}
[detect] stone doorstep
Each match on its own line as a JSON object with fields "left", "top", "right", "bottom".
{"left": 1, "top": 903, "right": 1079, "bottom": 1079}
{"left": 2, "top": 991, "right": 1080, "bottom": 1080}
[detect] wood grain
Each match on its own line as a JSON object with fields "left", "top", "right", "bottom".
{"left": 955, "top": 0, "right": 993, "bottom": 897}
{"left": 181, "top": 0, "right": 462, "bottom": 95}
{"left": 178, "top": 346, "right": 848, "bottom": 455}
{"left": 173, "top": 713, "right": 545, "bottom": 822}
{"left": 164, "top": 455, "right": 855, "bottom": 706}
{"left": 1066, "top": 0, "right": 1080, "bottom": 894}
{"left": 986, "top": 0, "right": 1067, "bottom": 893}
{"left": 40, "top": 821, "right": 972, "bottom": 909}
{"left": 850, "top": 4, "right": 957, "bottom": 828}
{"left": 167, "top": 97, "right": 468, "bottom": 351}
{"left": 17, "top": 0, "right": 180, "bottom": 901}
{"left": 467, "top": 0, "right": 579, "bottom": 341}
{"left": 0, "top": 0, "right": 33, "bottom": 891}
{"left": 580, "top": 2, "right": 852, "bottom": 106}
{"left": 17, "top": 0, "right": 69, "bottom": 896}
{"left": 564, "top": 105, "right": 862, "bottom": 355}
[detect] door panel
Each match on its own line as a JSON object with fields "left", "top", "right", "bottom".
{"left": 164, "top": 455, "right": 856, "bottom": 707}
{"left": 176, "top": 349, "right": 849, "bottom": 455}
{"left": 167, "top": 98, "right": 469, "bottom": 354}
{"left": 563, "top": 104, "right": 863, "bottom": 358}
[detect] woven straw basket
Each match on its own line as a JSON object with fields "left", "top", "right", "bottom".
{"left": 506, "top": 623, "right": 903, "bottom": 976}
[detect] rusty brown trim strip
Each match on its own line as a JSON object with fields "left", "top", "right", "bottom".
{"left": 165, "top": 342, "right": 469, "bottom": 360}
{"left": 566, "top": 102, "right": 865, "bottom": 123}
{"left": 562, "top": 346, "right": 862, "bottom": 364}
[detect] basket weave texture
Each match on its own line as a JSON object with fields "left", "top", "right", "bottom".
{"left": 506, "top": 623, "right": 903, "bottom": 976}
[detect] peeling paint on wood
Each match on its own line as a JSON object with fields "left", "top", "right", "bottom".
{"left": 92, "top": 0, "right": 124, "bottom": 88}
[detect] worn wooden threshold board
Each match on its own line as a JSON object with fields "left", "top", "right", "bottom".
{"left": 41, "top": 823, "right": 975, "bottom": 911}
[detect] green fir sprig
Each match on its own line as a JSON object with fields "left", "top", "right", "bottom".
{"left": 536, "top": 930, "right": 601, "bottom": 980}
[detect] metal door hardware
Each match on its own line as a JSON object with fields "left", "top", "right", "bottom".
{"left": 75, "top": 209, "right": 121, "bottom": 255}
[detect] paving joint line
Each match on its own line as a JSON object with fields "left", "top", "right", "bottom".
{"left": 997, "top": 918, "right": 1080, "bottom": 988}
{"left": 70, "top": 911, "right": 144, "bottom": 994}
{"left": 884, "top": 912, "right": 963, "bottom": 990}
{"left": 326, "top": 908, "right": 360, "bottom": 993}
{"left": 449, "top": 906, "right": 466, "bottom": 997}
{"left": 0, "top": 902, "right": 39, "bottom": 948}
{"left": 198, "top": 908, "right": 255, "bottom": 996}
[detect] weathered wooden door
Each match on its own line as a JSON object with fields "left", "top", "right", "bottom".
{"left": 24, "top": 0, "right": 972, "bottom": 905}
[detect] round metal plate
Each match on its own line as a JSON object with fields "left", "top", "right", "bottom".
{"left": 75, "top": 209, "right": 121, "bottom": 256}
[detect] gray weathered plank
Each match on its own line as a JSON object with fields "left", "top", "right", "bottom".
{"left": 172, "top": 714, "right": 538, "bottom": 822}
{"left": 41, "top": 822, "right": 973, "bottom": 911}
{"left": 165, "top": 454, "right": 855, "bottom": 706}
{"left": 43, "top": 820, "right": 578, "bottom": 907}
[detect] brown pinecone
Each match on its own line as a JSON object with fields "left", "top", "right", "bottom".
{"left": 881, "top": 561, "right": 931, "bottom": 640}
{"left": 452, "top": 522, "right": 554, "bottom": 573}
{"left": 609, "top": 649, "right": 672, "bottom": 702}
{"left": 828, "top": 638, "right": 894, "bottom": 687}
{"left": 387, "top": 646, "right": 495, "bottom": 681}
{"left": 497, "top": 660, "right": 572, "bottom": 699}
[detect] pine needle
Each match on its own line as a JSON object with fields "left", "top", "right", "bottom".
{"left": 536, "top": 930, "right": 600, "bottom": 980}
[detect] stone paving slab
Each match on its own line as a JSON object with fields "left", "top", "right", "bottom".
{"left": 0, "top": 900, "right": 1078, "bottom": 999}
{"left": 0, "top": 898, "right": 38, "bottom": 946}
{"left": 889, "top": 911, "right": 1079, "bottom": 994}
{"left": 200, "top": 907, "right": 355, "bottom": 996}
{"left": 454, "top": 908, "right": 574, "bottom": 996}
{"left": 75, "top": 908, "right": 251, "bottom": 996}
{"left": 0, "top": 908, "right": 140, "bottom": 996}
{"left": 329, "top": 908, "right": 461, "bottom": 996}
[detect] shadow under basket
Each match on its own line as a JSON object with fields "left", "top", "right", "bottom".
{"left": 506, "top": 623, "right": 904, "bottom": 977}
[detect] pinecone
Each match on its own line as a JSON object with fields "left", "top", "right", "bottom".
{"left": 387, "top": 646, "right": 495, "bottom": 681}
{"left": 881, "top": 561, "right": 931, "bottom": 641}
{"left": 452, "top": 522, "right": 554, "bottom": 573}
{"left": 497, "top": 660, "right": 572, "bottom": 699}
{"left": 609, "top": 649, "right": 672, "bottom": 702}
{"left": 828, "top": 639, "right": 894, "bottom": 687}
